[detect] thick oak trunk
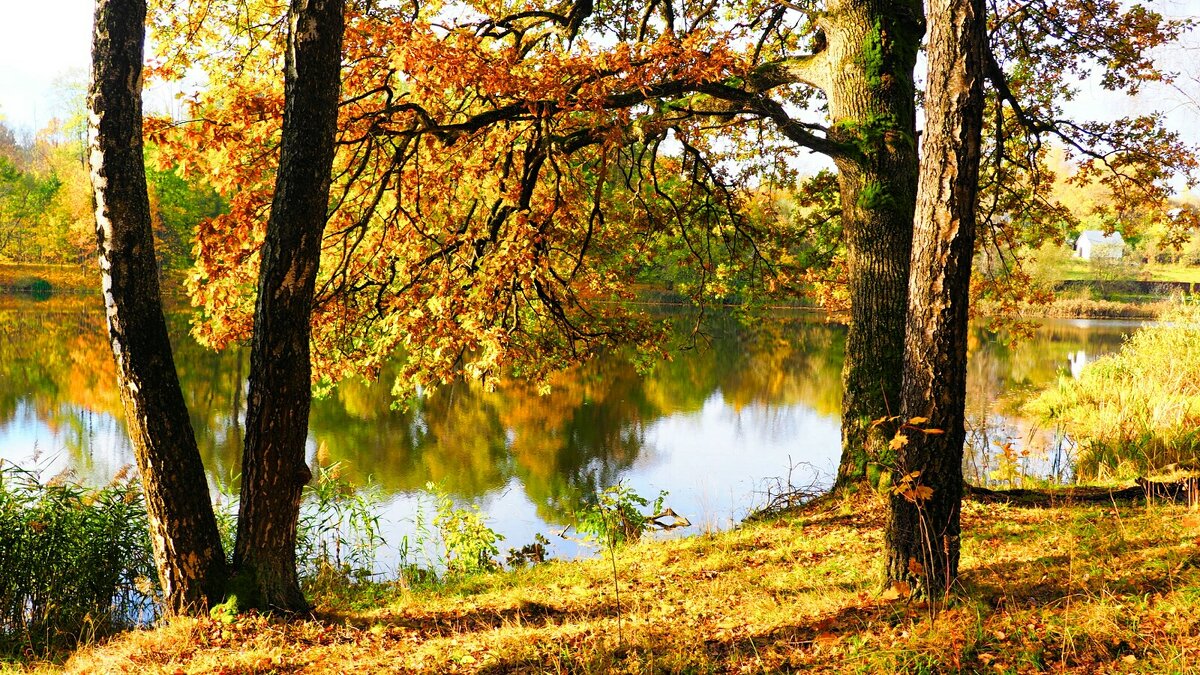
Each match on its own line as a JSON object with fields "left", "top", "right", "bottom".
{"left": 824, "top": 0, "right": 925, "bottom": 487}
{"left": 886, "top": 0, "right": 987, "bottom": 597}
{"left": 88, "top": 0, "right": 227, "bottom": 613}
{"left": 233, "top": 0, "right": 345, "bottom": 611}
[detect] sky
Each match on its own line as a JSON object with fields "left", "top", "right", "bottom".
{"left": 0, "top": 0, "right": 93, "bottom": 135}
{"left": 2, "top": 0, "right": 1200, "bottom": 165}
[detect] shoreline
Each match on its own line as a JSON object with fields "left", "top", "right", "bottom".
{"left": 0, "top": 264, "right": 1172, "bottom": 323}
{"left": 26, "top": 490, "right": 1199, "bottom": 674}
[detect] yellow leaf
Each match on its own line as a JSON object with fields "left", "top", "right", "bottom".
{"left": 908, "top": 416, "right": 928, "bottom": 425}
{"left": 889, "top": 433, "right": 909, "bottom": 450}
{"left": 914, "top": 485, "right": 934, "bottom": 501}
{"left": 922, "top": 428, "right": 946, "bottom": 435}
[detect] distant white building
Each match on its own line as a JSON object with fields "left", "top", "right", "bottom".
{"left": 1074, "top": 230, "right": 1125, "bottom": 260}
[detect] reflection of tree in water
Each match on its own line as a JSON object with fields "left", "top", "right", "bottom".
{"left": 494, "top": 358, "right": 653, "bottom": 523}
{"left": 0, "top": 302, "right": 124, "bottom": 480}
{"left": 308, "top": 313, "right": 847, "bottom": 523}
{"left": 963, "top": 320, "right": 1136, "bottom": 483}
{"left": 0, "top": 302, "right": 252, "bottom": 482}
{"left": 0, "top": 302, "right": 849, "bottom": 522}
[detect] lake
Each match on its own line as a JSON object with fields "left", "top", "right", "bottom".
{"left": 0, "top": 296, "right": 1139, "bottom": 569}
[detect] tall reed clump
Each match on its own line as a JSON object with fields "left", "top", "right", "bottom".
{"left": 297, "top": 462, "right": 385, "bottom": 585}
{"left": 0, "top": 462, "right": 156, "bottom": 656}
{"left": 1024, "top": 301, "right": 1200, "bottom": 479}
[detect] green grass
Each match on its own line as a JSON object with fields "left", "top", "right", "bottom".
{"left": 1026, "top": 302, "right": 1200, "bottom": 479}
{"left": 21, "top": 493, "right": 1200, "bottom": 674}
{"left": 1032, "top": 253, "right": 1200, "bottom": 282}
{"left": 1143, "top": 264, "right": 1200, "bottom": 284}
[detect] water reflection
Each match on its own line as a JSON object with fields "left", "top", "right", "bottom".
{"left": 0, "top": 297, "right": 1141, "bottom": 560}
{"left": 309, "top": 317, "right": 847, "bottom": 525}
{"left": 962, "top": 318, "right": 1133, "bottom": 486}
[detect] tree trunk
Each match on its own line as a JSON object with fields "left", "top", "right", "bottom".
{"left": 824, "top": 0, "right": 925, "bottom": 488}
{"left": 885, "top": 0, "right": 987, "bottom": 597}
{"left": 232, "top": 0, "right": 345, "bottom": 612}
{"left": 88, "top": 0, "right": 227, "bottom": 613}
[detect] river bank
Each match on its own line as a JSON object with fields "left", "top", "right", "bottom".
{"left": 17, "top": 490, "right": 1199, "bottom": 674}
{"left": 4, "top": 263, "right": 1175, "bottom": 322}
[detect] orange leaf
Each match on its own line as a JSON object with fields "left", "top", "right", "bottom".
{"left": 881, "top": 580, "right": 911, "bottom": 601}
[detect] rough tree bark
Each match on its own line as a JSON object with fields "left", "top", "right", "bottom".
{"left": 824, "top": 0, "right": 925, "bottom": 488}
{"left": 88, "top": 0, "right": 227, "bottom": 612}
{"left": 885, "top": 0, "right": 987, "bottom": 597}
{"left": 232, "top": 0, "right": 345, "bottom": 611}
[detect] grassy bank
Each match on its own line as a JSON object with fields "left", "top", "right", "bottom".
{"left": 1003, "top": 297, "right": 1170, "bottom": 320}
{"left": 1026, "top": 303, "right": 1200, "bottom": 479}
{"left": 17, "top": 492, "right": 1199, "bottom": 674}
{"left": 0, "top": 264, "right": 97, "bottom": 295}
{"left": 0, "top": 263, "right": 190, "bottom": 297}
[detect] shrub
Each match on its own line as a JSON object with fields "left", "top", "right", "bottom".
{"left": 429, "top": 483, "right": 503, "bottom": 576}
{"left": 0, "top": 463, "right": 156, "bottom": 656}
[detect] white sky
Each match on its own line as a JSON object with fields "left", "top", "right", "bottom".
{"left": 0, "top": 0, "right": 94, "bottom": 135}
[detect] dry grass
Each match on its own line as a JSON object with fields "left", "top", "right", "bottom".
{"left": 998, "top": 298, "right": 1169, "bottom": 320}
{"left": 10, "top": 493, "right": 1200, "bottom": 674}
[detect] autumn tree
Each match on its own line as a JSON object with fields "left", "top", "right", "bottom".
{"left": 142, "top": 0, "right": 1195, "bottom": 518}
{"left": 145, "top": 0, "right": 926, "bottom": 490}
{"left": 87, "top": 0, "right": 228, "bottom": 611}
{"left": 878, "top": 0, "right": 1194, "bottom": 596}
{"left": 90, "top": 0, "right": 346, "bottom": 613}
{"left": 972, "top": 0, "right": 1196, "bottom": 313}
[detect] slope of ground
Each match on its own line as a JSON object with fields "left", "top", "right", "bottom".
{"left": 14, "top": 492, "right": 1198, "bottom": 674}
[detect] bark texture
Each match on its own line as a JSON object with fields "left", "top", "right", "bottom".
{"left": 233, "top": 0, "right": 345, "bottom": 611}
{"left": 824, "top": 0, "right": 925, "bottom": 487}
{"left": 88, "top": 0, "right": 227, "bottom": 613}
{"left": 886, "top": 0, "right": 987, "bottom": 597}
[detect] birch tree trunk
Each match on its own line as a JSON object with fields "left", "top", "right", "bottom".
{"left": 88, "top": 0, "right": 227, "bottom": 613}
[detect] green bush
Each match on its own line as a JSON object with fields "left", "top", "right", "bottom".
{"left": 1025, "top": 301, "right": 1200, "bottom": 478}
{"left": 0, "top": 463, "right": 156, "bottom": 656}
{"left": 11, "top": 277, "right": 53, "bottom": 300}
{"left": 575, "top": 484, "right": 667, "bottom": 549}
{"left": 429, "top": 482, "right": 503, "bottom": 576}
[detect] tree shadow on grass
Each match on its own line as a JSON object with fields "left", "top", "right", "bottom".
{"left": 319, "top": 596, "right": 616, "bottom": 639}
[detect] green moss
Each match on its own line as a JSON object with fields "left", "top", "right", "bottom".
{"left": 859, "top": 10, "right": 924, "bottom": 91}
{"left": 832, "top": 114, "right": 914, "bottom": 160}
{"left": 213, "top": 568, "right": 263, "bottom": 622}
{"left": 861, "top": 20, "right": 887, "bottom": 89}
{"left": 857, "top": 180, "right": 896, "bottom": 210}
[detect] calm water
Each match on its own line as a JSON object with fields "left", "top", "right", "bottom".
{"left": 0, "top": 296, "right": 1137, "bottom": 567}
